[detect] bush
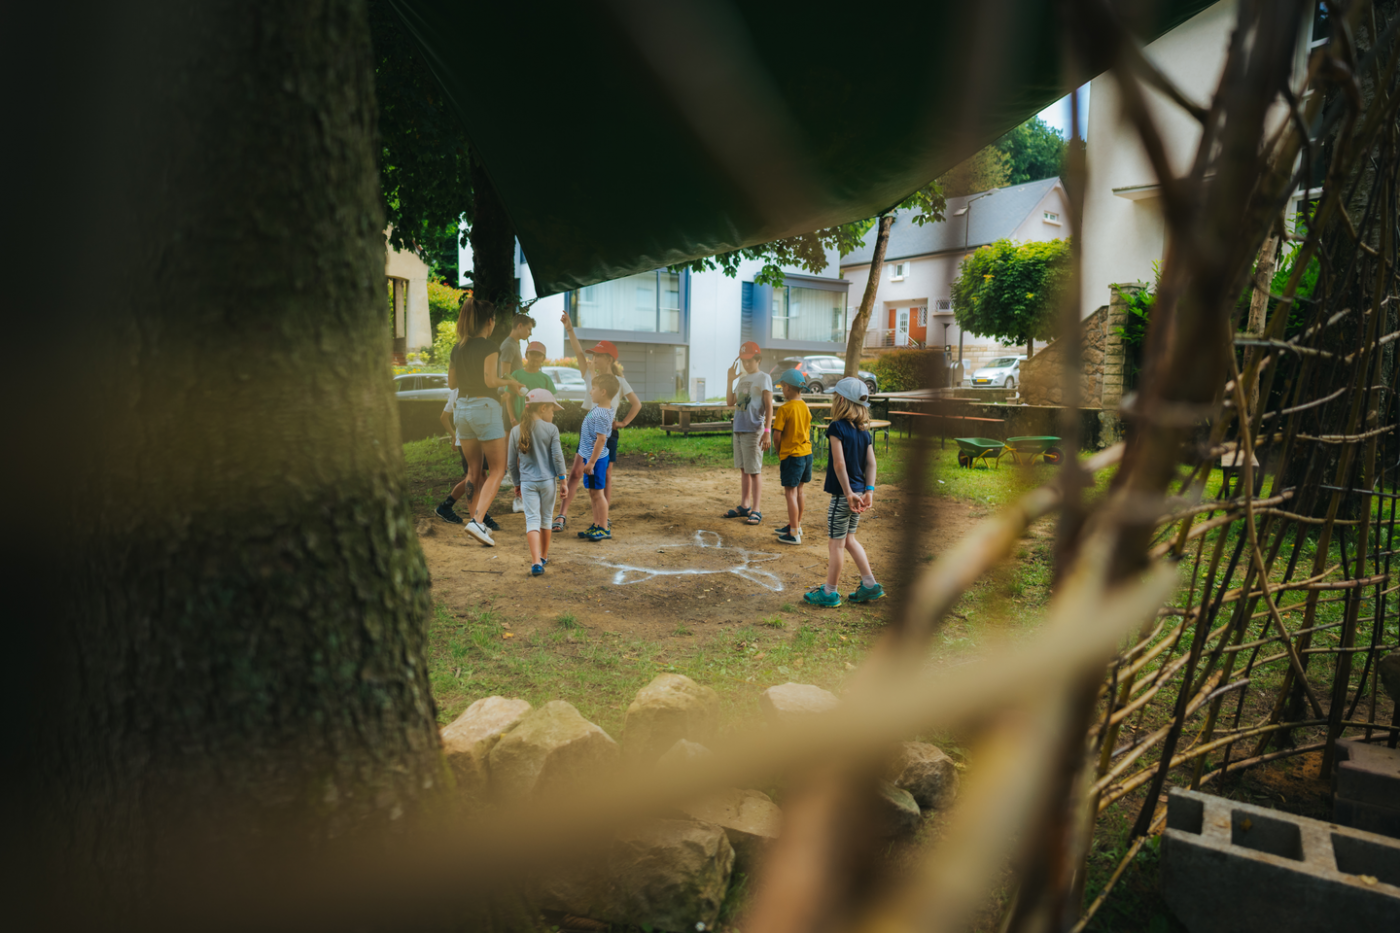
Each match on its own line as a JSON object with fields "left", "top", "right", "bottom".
{"left": 864, "top": 350, "right": 945, "bottom": 392}
{"left": 427, "top": 281, "right": 467, "bottom": 330}
{"left": 431, "top": 319, "right": 457, "bottom": 365}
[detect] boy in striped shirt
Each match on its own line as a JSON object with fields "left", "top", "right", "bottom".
{"left": 578, "top": 373, "right": 619, "bottom": 541}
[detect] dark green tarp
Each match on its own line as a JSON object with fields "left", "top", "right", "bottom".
{"left": 388, "top": 0, "right": 1216, "bottom": 295}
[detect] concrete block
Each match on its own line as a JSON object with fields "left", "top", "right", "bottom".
{"left": 1334, "top": 796, "right": 1400, "bottom": 840}
{"left": 1334, "top": 738, "right": 1400, "bottom": 808}
{"left": 1161, "top": 788, "right": 1400, "bottom": 932}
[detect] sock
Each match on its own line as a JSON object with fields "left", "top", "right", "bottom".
{"left": 443, "top": 495, "right": 456, "bottom": 507}
{"left": 823, "top": 583, "right": 837, "bottom": 595}
{"left": 861, "top": 574, "right": 877, "bottom": 588}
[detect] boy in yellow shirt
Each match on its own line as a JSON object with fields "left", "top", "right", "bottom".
{"left": 770, "top": 369, "right": 813, "bottom": 544}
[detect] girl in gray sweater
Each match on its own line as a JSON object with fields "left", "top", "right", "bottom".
{"left": 507, "top": 389, "right": 568, "bottom": 575}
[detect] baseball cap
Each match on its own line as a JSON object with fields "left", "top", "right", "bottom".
{"left": 525, "top": 341, "right": 547, "bottom": 355}
{"left": 588, "top": 340, "right": 618, "bottom": 359}
{"left": 776, "top": 369, "right": 807, "bottom": 389}
{"left": 738, "top": 341, "right": 762, "bottom": 360}
{"left": 525, "top": 388, "right": 565, "bottom": 409}
{"left": 832, "top": 376, "right": 870, "bottom": 407}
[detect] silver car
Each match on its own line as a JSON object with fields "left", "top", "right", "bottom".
{"left": 541, "top": 365, "right": 588, "bottom": 402}
{"left": 969, "top": 356, "right": 1025, "bottom": 390}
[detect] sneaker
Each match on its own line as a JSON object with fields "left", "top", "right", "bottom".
{"left": 803, "top": 587, "right": 842, "bottom": 608}
{"left": 578, "top": 524, "right": 597, "bottom": 539}
{"left": 541, "top": 558, "right": 549, "bottom": 566}
{"left": 483, "top": 513, "right": 501, "bottom": 532}
{"left": 531, "top": 563, "right": 544, "bottom": 576}
{"left": 585, "top": 526, "right": 609, "bottom": 542}
{"left": 435, "top": 502, "right": 463, "bottom": 525}
{"left": 464, "top": 521, "right": 494, "bottom": 546}
{"left": 848, "top": 582, "right": 886, "bottom": 603}
{"left": 774, "top": 525, "right": 790, "bottom": 536}
{"left": 598, "top": 524, "right": 612, "bottom": 539}
{"left": 777, "top": 532, "right": 801, "bottom": 545}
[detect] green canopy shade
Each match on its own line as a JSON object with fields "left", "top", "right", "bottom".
{"left": 388, "top": 0, "right": 1216, "bottom": 295}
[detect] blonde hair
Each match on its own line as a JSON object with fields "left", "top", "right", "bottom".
{"left": 516, "top": 402, "right": 548, "bottom": 456}
{"left": 593, "top": 354, "right": 624, "bottom": 376}
{"left": 832, "top": 395, "right": 871, "bottom": 430}
{"left": 455, "top": 296, "right": 497, "bottom": 346}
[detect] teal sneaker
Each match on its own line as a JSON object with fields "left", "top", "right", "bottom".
{"left": 803, "top": 587, "right": 842, "bottom": 608}
{"left": 848, "top": 582, "right": 886, "bottom": 603}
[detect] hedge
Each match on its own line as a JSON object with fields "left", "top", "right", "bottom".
{"left": 863, "top": 349, "right": 946, "bottom": 392}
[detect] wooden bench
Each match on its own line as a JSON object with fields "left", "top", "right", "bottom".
{"left": 660, "top": 402, "right": 734, "bottom": 435}
{"left": 810, "top": 419, "right": 891, "bottom": 466}
{"left": 889, "top": 410, "right": 1005, "bottom": 446}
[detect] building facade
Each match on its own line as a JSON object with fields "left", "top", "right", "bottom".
{"left": 839, "top": 177, "right": 1071, "bottom": 375}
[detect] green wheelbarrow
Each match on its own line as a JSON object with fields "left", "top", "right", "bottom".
{"left": 1005, "top": 436, "right": 1064, "bottom": 465}
{"left": 954, "top": 437, "right": 1005, "bottom": 469}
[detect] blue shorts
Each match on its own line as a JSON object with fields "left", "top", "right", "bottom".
{"left": 780, "top": 453, "right": 813, "bottom": 487}
{"left": 583, "top": 454, "right": 610, "bottom": 490}
{"left": 455, "top": 396, "right": 506, "bottom": 442}
{"left": 607, "top": 426, "right": 619, "bottom": 460}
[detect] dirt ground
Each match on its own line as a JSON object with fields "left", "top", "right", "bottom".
{"left": 414, "top": 456, "right": 978, "bottom": 639}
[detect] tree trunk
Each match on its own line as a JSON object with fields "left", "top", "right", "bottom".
{"left": 1026, "top": 338, "right": 1034, "bottom": 358}
{"left": 470, "top": 151, "right": 519, "bottom": 311}
{"left": 23, "top": 1, "right": 446, "bottom": 918}
{"left": 845, "top": 212, "right": 894, "bottom": 377}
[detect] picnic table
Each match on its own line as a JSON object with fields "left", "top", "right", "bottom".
{"left": 659, "top": 402, "right": 733, "bottom": 435}
{"left": 889, "top": 410, "right": 1005, "bottom": 446}
{"left": 810, "top": 418, "right": 891, "bottom": 466}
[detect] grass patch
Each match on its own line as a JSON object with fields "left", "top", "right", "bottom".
{"left": 759, "top": 616, "right": 786, "bottom": 629}
{"left": 556, "top": 612, "right": 579, "bottom": 629}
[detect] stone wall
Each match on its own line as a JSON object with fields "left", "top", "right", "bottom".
{"left": 1018, "top": 284, "right": 1134, "bottom": 410}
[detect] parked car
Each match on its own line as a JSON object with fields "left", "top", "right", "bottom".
{"left": 969, "top": 356, "right": 1025, "bottom": 390}
{"left": 541, "top": 365, "right": 588, "bottom": 402}
{"left": 394, "top": 372, "right": 450, "bottom": 401}
{"left": 769, "top": 355, "right": 879, "bottom": 395}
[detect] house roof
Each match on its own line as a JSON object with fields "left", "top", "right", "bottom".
{"left": 839, "top": 177, "right": 1063, "bottom": 267}
{"left": 388, "top": 2, "right": 1212, "bottom": 295}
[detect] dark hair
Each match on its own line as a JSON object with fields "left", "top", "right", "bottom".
{"left": 592, "top": 373, "right": 620, "bottom": 400}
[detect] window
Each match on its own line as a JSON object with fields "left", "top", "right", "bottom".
{"left": 934, "top": 299, "right": 953, "bottom": 313}
{"left": 423, "top": 374, "right": 448, "bottom": 389}
{"left": 573, "top": 270, "right": 682, "bottom": 333}
{"left": 890, "top": 262, "right": 908, "bottom": 281}
{"left": 1310, "top": 2, "right": 1332, "bottom": 49}
{"left": 770, "top": 286, "right": 846, "bottom": 343}
{"left": 917, "top": 306, "right": 928, "bottom": 326}
{"left": 1043, "top": 211, "right": 1061, "bottom": 224}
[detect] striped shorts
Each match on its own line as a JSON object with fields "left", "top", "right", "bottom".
{"left": 827, "top": 495, "right": 861, "bottom": 539}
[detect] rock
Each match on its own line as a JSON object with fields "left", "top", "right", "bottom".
{"left": 656, "top": 739, "right": 713, "bottom": 771}
{"left": 681, "top": 787, "right": 782, "bottom": 871}
{"left": 875, "top": 780, "right": 922, "bottom": 836}
{"left": 623, "top": 674, "right": 720, "bottom": 764}
{"left": 889, "top": 742, "right": 960, "bottom": 810}
{"left": 543, "top": 820, "right": 735, "bottom": 933}
{"left": 758, "top": 682, "right": 838, "bottom": 723}
{"left": 415, "top": 519, "right": 434, "bottom": 536}
{"left": 440, "top": 696, "right": 532, "bottom": 799}
{"left": 1378, "top": 653, "right": 1400, "bottom": 703}
{"left": 487, "top": 700, "right": 619, "bottom": 800}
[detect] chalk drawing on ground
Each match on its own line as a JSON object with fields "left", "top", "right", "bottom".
{"left": 597, "top": 530, "right": 784, "bottom": 592}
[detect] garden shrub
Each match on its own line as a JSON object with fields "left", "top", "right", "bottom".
{"left": 865, "top": 349, "right": 945, "bottom": 392}
{"left": 431, "top": 319, "right": 458, "bottom": 365}
{"left": 427, "top": 281, "right": 467, "bottom": 329}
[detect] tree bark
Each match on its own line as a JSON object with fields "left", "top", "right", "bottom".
{"left": 845, "top": 212, "right": 894, "bottom": 377}
{"left": 23, "top": 1, "right": 446, "bottom": 919}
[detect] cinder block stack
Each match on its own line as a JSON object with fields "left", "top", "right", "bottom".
{"left": 1333, "top": 737, "right": 1400, "bottom": 839}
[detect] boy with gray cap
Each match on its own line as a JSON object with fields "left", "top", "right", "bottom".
{"left": 804, "top": 377, "right": 884, "bottom": 607}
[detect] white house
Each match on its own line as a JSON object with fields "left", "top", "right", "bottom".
{"left": 385, "top": 235, "right": 432, "bottom": 359}
{"left": 500, "top": 250, "right": 850, "bottom": 402}
{"left": 1080, "top": 0, "right": 1328, "bottom": 317}
{"left": 839, "top": 177, "right": 1071, "bottom": 374}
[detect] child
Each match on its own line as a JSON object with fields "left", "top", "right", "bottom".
{"left": 577, "top": 374, "right": 619, "bottom": 542}
{"left": 769, "top": 369, "right": 812, "bottom": 544}
{"left": 723, "top": 341, "right": 773, "bottom": 526}
{"left": 434, "top": 385, "right": 471, "bottom": 525}
{"left": 508, "top": 341, "right": 557, "bottom": 513}
{"left": 804, "top": 377, "right": 884, "bottom": 607}
{"left": 507, "top": 389, "right": 568, "bottom": 576}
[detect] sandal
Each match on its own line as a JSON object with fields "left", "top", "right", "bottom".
{"left": 552, "top": 514, "right": 566, "bottom": 532}
{"left": 746, "top": 511, "right": 763, "bottom": 525}
{"left": 722, "top": 506, "right": 751, "bottom": 519}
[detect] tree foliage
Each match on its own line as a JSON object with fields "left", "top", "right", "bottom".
{"left": 938, "top": 146, "right": 1012, "bottom": 198}
{"left": 994, "top": 116, "right": 1068, "bottom": 186}
{"left": 950, "top": 238, "right": 1071, "bottom": 348}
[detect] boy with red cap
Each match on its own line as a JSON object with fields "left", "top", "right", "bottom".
{"left": 723, "top": 341, "right": 773, "bottom": 525}
{"left": 555, "top": 314, "right": 641, "bottom": 536}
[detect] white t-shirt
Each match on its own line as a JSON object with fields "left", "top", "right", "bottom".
{"left": 582, "top": 369, "right": 634, "bottom": 414}
{"left": 733, "top": 370, "right": 773, "bottom": 432}
{"left": 444, "top": 388, "right": 460, "bottom": 444}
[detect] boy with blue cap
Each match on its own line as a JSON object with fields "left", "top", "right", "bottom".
{"left": 804, "top": 376, "right": 884, "bottom": 606}
{"left": 769, "top": 369, "right": 813, "bottom": 544}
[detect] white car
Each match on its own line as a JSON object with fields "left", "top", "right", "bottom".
{"left": 541, "top": 365, "right": 588, "bottom": 402}
{"left": 969, "top": 356, "right": 1025, "bottom": 390}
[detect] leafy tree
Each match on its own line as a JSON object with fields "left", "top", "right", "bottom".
{"left": 950, "top": 238, "right": 1071, "bottom": 356}
{"left": 428, "top": 280, "right": 468, "bottom": 330}
{"left": 994, "top": 116, "right": 1068, "bottom": 186}
{"left": 938, "top": 145, "right": 1012, "bottom": 197}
